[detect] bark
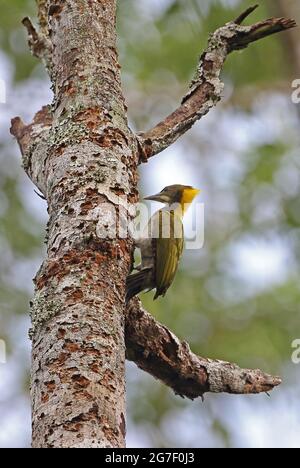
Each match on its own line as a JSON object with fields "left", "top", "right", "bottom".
{"left": 13, "top": 0, "right": 138, "bottom": 448}
{"left": 10, "top": 2, "right": 295, "bottom": 449}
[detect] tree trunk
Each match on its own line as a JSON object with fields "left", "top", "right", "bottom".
{"left": 28, "top": 0, "right": 137, "bottom": 448}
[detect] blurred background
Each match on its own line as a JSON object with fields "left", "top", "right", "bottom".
{"left": 0, "top": 0, "right": 300, "bottom": 448}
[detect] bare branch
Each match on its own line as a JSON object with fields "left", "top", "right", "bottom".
{"left": 22, "top": 17, "right": 52, "bottom": 70}
{"left": 229, "top": 17, "right": 297, "bottom": 51}
{"left": 125, "top": 299, "right": 281, "bottom": 399}
{"left": 137, "top": 7, "right": 296, "bottom": 161}
{"left": 10, "top": 106, "right": 52, "bottom": 195}
{"left": 234, "top": 4, "right": 259, "bottom": 25}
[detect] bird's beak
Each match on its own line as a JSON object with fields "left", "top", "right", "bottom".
{"left": 144, "top": 192, "right": 168, "bottom": 203}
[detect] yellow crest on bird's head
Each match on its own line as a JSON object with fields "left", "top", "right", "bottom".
{"left": 181, "top": 186, "right": 201, "bottom": 205}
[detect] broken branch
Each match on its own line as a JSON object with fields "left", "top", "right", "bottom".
{"left": 22, "top": 17, "right": 52, "bottom": 70}
{"left": 125, "top": 299, "right": 281, "bottom": 399}
{"left": 137, "top": 6, "right": 296, "bottom": 161}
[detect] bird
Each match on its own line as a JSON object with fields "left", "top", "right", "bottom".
{"left": 126, "top": 184, "right": 200, "bottom": 302}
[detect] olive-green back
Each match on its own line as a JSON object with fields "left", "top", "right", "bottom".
{"left": 152, "top": 209, "right": 184, "bottom": 299}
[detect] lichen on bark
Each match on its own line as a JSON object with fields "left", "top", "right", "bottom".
{"left": 15, "top": 0, "right": 138, "bottom": 448}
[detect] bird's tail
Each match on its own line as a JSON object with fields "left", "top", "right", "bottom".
{"left": 126, "top": 269, "right": 152, "bottom": 303}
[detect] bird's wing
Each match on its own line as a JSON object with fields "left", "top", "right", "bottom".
{"left": 154, "top": 210, "right": 184, "bottom": 299}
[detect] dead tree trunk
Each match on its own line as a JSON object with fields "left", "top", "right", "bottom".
{"left": 13, "top": 0, "right": 138, "bottom": 448}
{"left": 10, "top": 1, "right": 295, "bottom": 448}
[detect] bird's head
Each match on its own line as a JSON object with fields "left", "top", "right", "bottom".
{"left": 144, "top": 184, "right": 200, "bottom": 210}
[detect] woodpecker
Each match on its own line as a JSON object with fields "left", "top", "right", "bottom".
{"left": 126, "top": 184, "right": 200, "bottom": 302}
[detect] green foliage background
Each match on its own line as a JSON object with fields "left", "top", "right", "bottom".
{"left": 0, "top": 0, "right": 299, "bottom": 447}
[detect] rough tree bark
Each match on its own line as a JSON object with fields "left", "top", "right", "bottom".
{"left": 10, "top": 1, "right": 295, "bottom": 449}
{"left": 13, "top": 0, "right": 138, "bottom": 448}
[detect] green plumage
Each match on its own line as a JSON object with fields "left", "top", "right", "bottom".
{"left": 154, "top": 209, "right": 184, "bottom": 299}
